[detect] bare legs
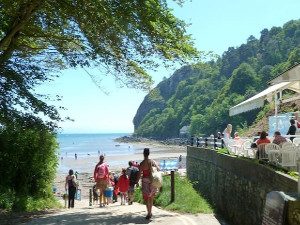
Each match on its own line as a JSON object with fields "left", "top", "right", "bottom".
{"left": 145, "top": 197, "right": 153, "bottom": 219}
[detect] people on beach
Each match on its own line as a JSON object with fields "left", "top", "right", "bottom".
{"left": 92, "top": 184, "right": 99, "bottom": 205}
{"left": 105, "top": 173, "right": 115, "bottom": 204}
{"left": 137, "top": 148, "right": 160, "bottom": 220}
{"left": 75, "top": 153, "right": 77, "bottom": 160}
{"left": 127, "top": 161, "right": 139, "bottom": 205}
{"left": 112, "top": 172, "right": 119, "bottom": 203}
{"left": 65, "top": 169, "right": 78, "bottom": 208}
{"left": 94, "top": 155, "right": 110, "bottom": 207}
{"left": 117, "top": 168, "right": 130, "bottom": 205}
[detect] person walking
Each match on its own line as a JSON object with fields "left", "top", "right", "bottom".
{"left": 117, "top": 168, "right": 130, "bottom": 205}
{"left": 137, "top": 148, "right": 160, "bottom": 220}
{"left": 65, "top": 169, "right": 78, "bottom": 208}
{"left": 94, "top": 155, "right": 109, "bottom": 207}
{"left": 126, "top": 161, "right": 139, "bottom": 205}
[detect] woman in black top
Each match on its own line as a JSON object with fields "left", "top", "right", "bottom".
{"left": 65, "top": 169, "right": 77, "bottom": 208}
{"left": 287, "top": 119, "right": 297, "bottom": 141}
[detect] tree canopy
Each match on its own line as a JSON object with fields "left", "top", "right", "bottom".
{"left": 134, "top": 19, "right": 300, "bottom": 138}
{"left": 0, "top": 0, "right": 198, "bottom": 128}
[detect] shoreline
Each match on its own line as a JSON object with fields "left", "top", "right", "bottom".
{"left": 54, "top": 140, "right": 187, "bottom": 199}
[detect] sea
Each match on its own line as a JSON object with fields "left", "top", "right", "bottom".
{"left": 57, "top": 133, "right": 139, "bottom": 173}
{"left": 56, "top": 133, "right": 179, "bottom": 174}
{"left": 58, "top": 133, "right": 134, "bottom": 157}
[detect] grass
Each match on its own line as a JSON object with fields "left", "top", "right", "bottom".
{"left": 134, "top": 174, "right": 213, "bottom": 214}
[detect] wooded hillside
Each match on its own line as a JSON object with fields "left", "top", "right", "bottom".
{"left": 133, "top": 19, "right": 300, "bottom": 139}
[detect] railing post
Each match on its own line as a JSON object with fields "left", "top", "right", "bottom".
{"left": 171, "top": 171, "right": 175, "bottom": 203}
{"left": 298, "top": 160, "right": 300, "bottom": 194}
{"left": 89, "top": 189, "right": 92, "bottom": 206}
{"left": 221, "top": 139, "right": 225, "bottom": 148}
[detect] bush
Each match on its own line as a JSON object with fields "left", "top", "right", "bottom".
{"left": 0, "top": 122, "right": 59, "bottom": 211}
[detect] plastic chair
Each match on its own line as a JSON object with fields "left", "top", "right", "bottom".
{"left": 257, "top": 143, "right": 268, "bottom": 160}
{"left": 281, "top": 142, "right": 295, "bottom": 150}
{"left": 242, "top": 140, "right": 253, "bottom": 157}
{"left": 293, "top": 138, "right": 300, "bottom": 146}
{"left": 280, "top": 150, "right": 296, "bottom": 168}
{"left": 265, "top": 143, "right": 280, "bottom": 164}
{"left": 286, "top": 138, "right": 293, "bottom": 143}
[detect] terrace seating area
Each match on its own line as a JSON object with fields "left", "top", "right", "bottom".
{"left": 195, "top": 136, "right": 300, "bottom": 169}
{"left": 227, "top": 137, "right": 300, "bottom": 168}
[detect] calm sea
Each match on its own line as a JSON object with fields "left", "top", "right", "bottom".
{"left": 57, "top": 133, "right": 134, "bottom": 157}
{"left": 56, "top": 133, "right": 179, "bottom": 174}
{"left": 57, "top": 133, "right": 139, "bottom": 173}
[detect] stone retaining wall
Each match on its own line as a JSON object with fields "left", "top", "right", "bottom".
{"left": 187, "top": 146, "right": 298, "bottom": 225}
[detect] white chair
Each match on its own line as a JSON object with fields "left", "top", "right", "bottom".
{"left": 265, "top": 143, "right": 280, "bottom": 164}
{"left": 257, "top": 143, "right": 269, "bottom": 160}
{"left": 227, "top": 139, "right": 244, "bottom": 155}
{"left": 293, "top": 138, "right": 300, "bottom": 146}
{"left": 294, "top": 146, "right": 300, "bottom": 161}
{"left": 242, "top": 140, "right": 253, "bottom": 158}
{"left": 281, "top": 142, "right": 295, "bottom": 149}
{"left": 280, "top": 150, "right": 297, "bottom": 168}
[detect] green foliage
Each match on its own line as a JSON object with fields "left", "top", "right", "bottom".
{"left": 135, "top": 19, "right": 300, "bottom": 137}
{"left": 216, "top": 148, "right": 230, "bottom": 155}
{"left": 0, "top": 120, "right": 59, "bottom": 211}
{"left": 0, "top": 0, "right": 198, "bottom": 130}
{"left": 12, "top": 195, "right": 60, "bottom": 212}
{"left": 134, "top": 174, "right": 213, "bottom": 214}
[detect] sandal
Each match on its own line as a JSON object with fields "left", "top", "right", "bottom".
{"left": 145, "top": 213, "right": 152, "bottom": 220}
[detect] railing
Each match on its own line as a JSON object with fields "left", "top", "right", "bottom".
{"left": 190, "top": 137, "right": 225, "bottom": 149}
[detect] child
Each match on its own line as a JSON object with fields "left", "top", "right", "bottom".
{"left": 112, "top": 172, "right": 119, "bottom": 203}
{"left": 105, "top": 172, "right": 115, "bottom": 205}
{"left": 92, "top": 185, "right": 99, "bottom": 205}
{"left": 117, "top": 168, "right": 129, "bottom": 205}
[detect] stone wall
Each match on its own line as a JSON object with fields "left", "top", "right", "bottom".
{"left": 187, "top": 147, "right": 298, "bottom": 225}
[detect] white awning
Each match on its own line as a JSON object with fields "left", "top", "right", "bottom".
{"left": 269, "top": 64, "right": 300, "bottom": 84}
{"left": 229, "top": 82, "right": 291, "bottom": 116}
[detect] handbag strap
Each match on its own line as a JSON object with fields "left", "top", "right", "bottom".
{"left": 148, "top": 159, "right": 154, "bottom": 174}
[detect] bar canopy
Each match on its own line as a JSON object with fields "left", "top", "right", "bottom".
{"left": 229, "top": 82, "right": 291, "bottom": 116}
{"left": 230, "top": 63, "right": 300, "bottom": 116}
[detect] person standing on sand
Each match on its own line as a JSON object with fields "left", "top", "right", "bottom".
{"left": 117, "top": 168, "right": 129, "bottom": 205}
{"left": 94, "top": 155, "right": 109, "bottom": 207}
{"left": 137, "top": 148, "right": 160, "bottom": 220}
{"left": 65, "top": 169, "right": 78, "bottom": 208}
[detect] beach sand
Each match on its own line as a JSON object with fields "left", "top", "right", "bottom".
{"left": 54, "top": 141, "right": 187, "bottom": 199}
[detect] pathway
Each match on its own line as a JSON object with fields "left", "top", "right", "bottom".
{"left": 20, "top": 199, "right": 228, "bottom": 225}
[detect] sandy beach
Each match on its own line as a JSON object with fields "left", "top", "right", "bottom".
{"left": 54, "top": 141, "right": 187, "bottom": 199}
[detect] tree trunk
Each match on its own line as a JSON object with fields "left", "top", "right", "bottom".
{"left": 0, "top": 0, "right": 44, "bottom": 65}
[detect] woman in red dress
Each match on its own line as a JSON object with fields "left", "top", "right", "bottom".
{"left": 137, "top": 148, "right": 160, "bottom": 220}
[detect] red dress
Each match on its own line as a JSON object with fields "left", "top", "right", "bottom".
{"left": 117, "top": 175, "right": 129, "bottom": 193}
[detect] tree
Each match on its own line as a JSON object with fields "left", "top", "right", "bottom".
{"left": 0, "top": 0, "right": 198, "bottom": 128}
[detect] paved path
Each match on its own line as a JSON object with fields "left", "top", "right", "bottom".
{"left": 21, "top": 199, "right": 228, "bottom": 225}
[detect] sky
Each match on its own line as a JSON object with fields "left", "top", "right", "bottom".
{"left": 36, "top": 0, "right": 300, "bottom": 134}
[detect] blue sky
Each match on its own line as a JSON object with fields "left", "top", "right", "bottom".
{"left": 37, "top": 0, "right": 300, "bottom": 134}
